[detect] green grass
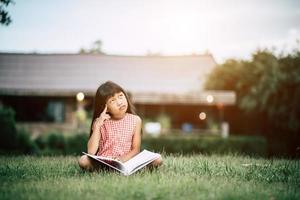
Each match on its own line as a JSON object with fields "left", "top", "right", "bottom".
{"left": 0, "top": 154, "right": 299, "bottom": 200}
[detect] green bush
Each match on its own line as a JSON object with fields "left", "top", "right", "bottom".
{"left": 34, "top": 132, "right": 67, "bottom": 155}
{"left": 65, "top": 133, "right": 88, "bottom": 155}
{"left": 29, "top": 131, "right": 268, "bottom": 157}
{"left": 0, "top": 106, "right": 18, "bottom": 150}
{"left": 16, "top": 129, "right": 39, "bottom": 154}
{"left": 33, "top": 133, "right": 267, "bottom": 157}
{"left": 34, "top": 134, "right": 48, "bottom": 150}
{"left": 141, "top": 135, "right": 267, "bottom": 157}
{"left": 34, "top": 132, "right": 89, "bottom": 156}
{"left": 47, "top": 132, "right": 66, "bottom": 150}
{"left": 0, "top": 106, "right": 39, "bottom": 154}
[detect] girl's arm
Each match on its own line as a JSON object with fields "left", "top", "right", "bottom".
{"left": 87, "top": 125, "right": 101, "bottom": 155}
{"left": 87, "top": 105, "right": 110, "bottom": 155}
{"left": 119, "top": 116, "right": 142, "bottom": 162}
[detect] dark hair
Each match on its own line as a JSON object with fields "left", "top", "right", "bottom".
{"left": 89, "top": 81, "right": 136, "bottom": 137}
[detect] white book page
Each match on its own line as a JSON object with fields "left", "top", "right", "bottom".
{"left": 82, "top": 152, "right": 126, "bottom": 174}
{"left": 123, "top": 150, "right": 161, "bottom": 173}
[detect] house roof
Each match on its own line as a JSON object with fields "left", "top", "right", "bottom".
{"left": 0, "top": 53, "right": 235, "bottom": 105}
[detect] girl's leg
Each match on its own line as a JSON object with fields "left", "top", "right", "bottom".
{"left": 151, "top": 157, "right": 163, "bottom": 167}
{"left": 78, "top": 155, "right": 102, "bottom": 171}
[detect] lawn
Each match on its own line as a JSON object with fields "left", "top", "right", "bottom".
{"left": 0, "top": 154, "right": 299, "bottom": 200}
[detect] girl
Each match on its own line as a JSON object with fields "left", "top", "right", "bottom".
{"left": 78, "top": 81, "right": 163, "bottom": 171}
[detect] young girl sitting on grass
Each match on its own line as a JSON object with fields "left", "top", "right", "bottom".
{"left": 78, "top": 81, "right": 163, "bottom": 171}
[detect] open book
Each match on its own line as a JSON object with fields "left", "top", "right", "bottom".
{"left": 82, "top": 149, "right": 161, "bottom": 176}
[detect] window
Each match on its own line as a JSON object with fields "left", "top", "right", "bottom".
{"left": 47, "top": 101, "right": 65, "bottom": 122}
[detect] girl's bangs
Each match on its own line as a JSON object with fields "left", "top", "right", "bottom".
{"left": 104, "top": 86, "right": 123, "bottom": 101}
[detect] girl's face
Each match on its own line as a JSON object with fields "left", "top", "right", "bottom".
{"left": 106, "top": 92, "right": 128, "bottom": 117}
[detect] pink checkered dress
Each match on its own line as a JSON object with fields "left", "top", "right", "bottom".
{"left": 97, "top": 113, "right": 137, "bottom": 157}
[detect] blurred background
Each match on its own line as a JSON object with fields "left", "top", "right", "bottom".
{"left": 0, "top": 0, "right": 299, "bottom": 158}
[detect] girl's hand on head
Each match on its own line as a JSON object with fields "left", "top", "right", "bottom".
{"left": 92, "top": 105, "right": 111, "bottom": 131}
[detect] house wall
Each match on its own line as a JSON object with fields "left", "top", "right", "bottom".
{"left": 136, "top": 103, "right": 221, "bottom": 129}
{"left": 1, "top": 95, "right": 234, "bottom": 135}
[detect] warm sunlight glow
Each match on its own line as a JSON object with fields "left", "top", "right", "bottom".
{"left": 199, "top": 112, "right": 206, "bottom": 120}
{"left": 76, "top": 92, "right": 85, "bottom": 102}
{"left": 206, "top": 95, "right": 214, "bottom": 103}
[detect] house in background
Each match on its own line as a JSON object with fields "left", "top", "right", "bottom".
{"left": 0, "top": 53, "right": 235, "bottom": 136}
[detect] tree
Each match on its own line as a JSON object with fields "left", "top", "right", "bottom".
{"left": 0, "top": 0, "right": 14, "bottom": 26}
{"left": 79, "top": 40, "right": 105, "bottom": 54}
{"left": 205, "top": 48, "right": 300, "bottom": 157}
